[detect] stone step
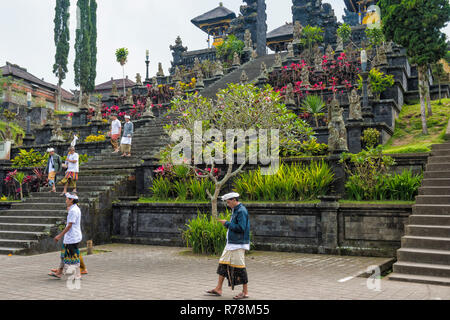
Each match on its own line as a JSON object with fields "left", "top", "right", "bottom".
{"left": 424, "top": 171, "right": 450, "bottom": 179}
{"left": 40, "top": 186, "right": 110, "bottom": 192}
{"left": 51, "top": 180, "right": 117, "bottom": 187}
{"left": 393, "top": 261, "right": 450, "bottom": 278}
{"left": 0, "top": 223, "right": 53, "bottom": 232}
{"left": 431, "top": 143, "right": 450, "bottom": 150}
{"left": 406, "top": 225, "right": 450, "bottom": 238}
{"left": 81, "top": 164, "right": 141, "bottom": 170}
{"left": 388, "top": 273, "right": 450, "bottom": 286}
{"left": 409, "top": 214, "right": 450, "bottom": 226}
{"left": 415, "top": 195, "right": 450, "bottom": 205}
{"left": 422, "top": 179, "right": 450, "bottom": 187}
{"left": 0, "top": 230, "right": 45, "bottom": 240}
{"left": 0, "top": 247, "right": 24, "bottom": 255}
{"left": 428, "top": 156, "right": 450, "bottom": 163}
{"left": 30, "top": 192, "right": 101, "bottom": 198}
{"left": 401, "top": 235, "right": 450, "bottom": 250}
{"left": 413, "top": 205, "right": 450, "bottom": 215}
{"left": 431, "top": 150, "right": 450, "bottom": 156}
{"left": 0, "top": 216, "right": 63, "bottom": 224}
{"left": 426, "top": 163, "right": 450, "bottom": 172}
{"left": 397, "top": 247, "right": 450, "bottom": 265}
{"left": 419, "top": 187, "right": 450, "bottom": 195}
{"left": 0, "top": 209, "right": 67, "bottom": 217}
{"left": 0, "top": 239, "right": 38, "bottom": 249}
{"left": 86, "top": 159, "right": 142, "bottom": 166}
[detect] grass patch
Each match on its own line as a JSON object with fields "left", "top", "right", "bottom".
{"left": 383, "top": 98, "right": 450, "bottom": 153}
{"left": 54, "top": 110, "right": 71, "bottom": 115}
{"left": 138, "top": 198, "right": 320, "bottom": 204}
{"left": 339, "top": 200, "right": 414, "bottom": 205}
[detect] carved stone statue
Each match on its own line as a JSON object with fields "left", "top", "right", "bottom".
{"left": 50, "top": 120, "right": 65, "bottom": 143}
{"left": 348, "top": 88, "right": 362, "bottom": 120}
{"left": 377, "top": 44, "right": 388, "bottom": 66}
{"left": 157, "top": 62, "right": 164, "bottom": 77}
{"left": 143, "top": 96, "right": 154, "bottom": 118}
{"left": 173, "top": 66, "right": 182, "bottom": 82}
{"left": 152, "top": 77, "right": 158, "bottom": 86}
{"left": 336, "top": 35, "right": 344, "bottom": 52}
{"left": 284, "top": 83, "right": 295, "bottom": 105}
{"left": 301, "top": 66, "right": 310, "bottom": 86}
{"left": 214, "top": 61, "right": 224, "bottom": 77}
{"left": 327, "top": 98, "right": 348, "bottom": 153}
{"left": 287, "top": 43, "right": 294, "bottom": 59}
{"left": 325, "top": 44, "right": 334, "bottom": 59}
{"left": 258, "top": 62, "right": 268, "bottom": 80}
{"left": 46, "top": 109, "right": 56, "bottom": 126}
{"left": 274, "top": 53, "right": 282, "bottom": 68}
{"left": 232, "top": 52, "right": 241, "bottom": 67}
{"left": 314, "top": 49, "right": 323, "bottom": 72}
{"left": 195, "top": 69, "right": 204, "bottom": 88}
{"left": 240, "top": 71, "right": 248, "bottom": 84}
{"left": 81, "top": 93, "right": 90, "bottom": 110}
{"left": 111, "top": 81, "right": 119, "bottom": 97}
{"left": 385, "top": 41, "right": 393, "bottom": 53}
{"left": 174, "top": 81, "right": 183, "bottom": 98}
{"left": 125, "top": 88, "right": 134, "bottom": 105}
{"left": 135, "top": 73, "right": 143, "bottom": 86}
{"left": 93, "top": 99, "right": 103, "bottom": 122}
{"left": 251, "top": 49, "right": 258, "bottom": 60}
{"left": 244, "top": 29, "right": 253, "bottom": 49}
{"left": 293, "top": 21, "right": 303, "bottom": 43}
{"left": 194, "top": 57, "right": 202, "bottom": 73}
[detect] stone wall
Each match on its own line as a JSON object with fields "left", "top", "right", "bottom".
{"left": 112, "top": 201, "right": 412, "bottom": 257}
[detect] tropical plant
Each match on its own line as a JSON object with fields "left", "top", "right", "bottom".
{"left": 115, "top": 47, "right": 129, "bottom": 95}
{"left": 13, "top": 172, "right": 26, "bottom": 200}
{"left": 358, "top": 68, "right": 394, "bottom": 100}
{"left": 84, "top": 134, "right": 106, "bottom": 142}
{"left": 337, "top": 23, "right": 352, "bottom": 44}
{"left": 216, "top": 35, "right": 244, "bottom": 65}
{"left": 300, "top": 25, "right": 324, "bottom": 54}
{"left": 365, "top": 27, "right": 385, "bottom": 48}
{"left": 182, "top": 211, "right": 231, "bottom": 255}
{"left": 301, "top": 95, "right": 325, "bottom": 128}
{"left": 150, "top": 176, "right": 172, "bottom": 200}
{"left": 11, "top": 149, "right": 47, "bottom": 168}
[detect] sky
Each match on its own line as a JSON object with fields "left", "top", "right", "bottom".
{"left": 0, "top": 0, "right": 449, "bottom": 93}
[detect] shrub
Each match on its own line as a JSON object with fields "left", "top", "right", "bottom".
{"left": 216, "top": 35, "right": 244, "bottom": 65}
{"left": 233, "top": 161, "right": 334, "bottom": 201}
{"left": 11, "top": 149, "right": 47, "bottom": 168}
{"left": 182, "top": 211, "right": 231, "bottom": 255}
{"left": 361, "top": 128, "right": 381, "bottom": 149}
{"left": 358, "top": 68, "right": 395, "bottom": 100}
{"left": 84, "top": 134, "right": 106, "bottom": 143}
{"left": 150, "top": 176, "right": 172, "bottom": 200}
{"left": 187, "top": 178, "right": 215, "bottom": 201}
{"left": 281, "top": 137, "right": 328, "bottom": 157}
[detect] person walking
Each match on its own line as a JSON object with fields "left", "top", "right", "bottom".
{"left": 206, "top": 192, "right": 250, "bottom": 300}
{"left": 44, "top": 148, "right": 62, "bottom": 193}
{"left": 48, "top": 192, "right": 82, "bottom": 279}
{"left": 58, "top": 147, "right": 79, "bottom": 196}
{"left": 120, "top": 115, "right": 134, "bottom": 157}
{"left": 109, "top": 114, "right": 121, "bottom": 153}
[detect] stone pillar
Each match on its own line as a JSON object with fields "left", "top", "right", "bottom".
{"left": 317, "top": 197, "right": 340, "bottom": 254}
{"left": 256, "top": 0, "right": 267, "bottom": 57}
{"left": 328, "top": 153, "right": 346, "bottom": 198}
{"left": 136, "top": 156, "right": 159, "bottom": 195}
{"left": 346, "top": 120, "right": 364, "bottom": 154}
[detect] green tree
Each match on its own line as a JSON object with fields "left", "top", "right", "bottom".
{"left": 74, "top": 0, "right": 92, "bottom": 102}
{"left": 365, "top": 26, "right": 385, "bottom": 48}
{"left": 301, "top": 95, "right": 325, "bottom": 128}
{"left": 432, "top": 62, "right": 447, "bottom": 104}
{"left": 300, "top": 25, "right": 324, "bottom": 61}
{"left": 379, "top": 0, "right": 450, "bottom": 134}
{"left": 115, "top": 48, "right": 129, "bottom": 96}
{"left": 88, "top": 0, "right": 97, "bottom": 93}
{"left": 53, "top": 0, "right": 70, "bottom": 111}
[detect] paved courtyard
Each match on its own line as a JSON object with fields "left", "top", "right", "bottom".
{"left": 1, "top": 244, "right": 449, "bottom": 300}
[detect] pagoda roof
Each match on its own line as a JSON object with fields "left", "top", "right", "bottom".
{"left": 191, "top": 4, "right": 236, "bottom": 30}
{"left": 95, "top": 77, "right": 136, "bottom": 91}
{"left": 267, "top": 23, "right": 293, "bottom": 42}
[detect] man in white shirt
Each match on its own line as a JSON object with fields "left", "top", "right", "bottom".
{"left": 49, "top": 193, "right": 82, "bottom": 279}
{"left": 109, "top": 114, "right": 122, "bottom": 153}
{"left": 58, "top": 147, "right": 79, "bottom": 196}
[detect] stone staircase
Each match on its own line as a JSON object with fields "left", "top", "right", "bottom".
{"left": 389, "top": 142, "right": 450, "bottom": 286}
{"left": 0, "top": 117, "right": 169, "bottom": 255}
{"left": 200, "top": 53, "right": 280, "bottom": 100}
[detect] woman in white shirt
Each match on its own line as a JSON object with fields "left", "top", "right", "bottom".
{"left": 58, "top": 147, "right": 79, "bottom": 196}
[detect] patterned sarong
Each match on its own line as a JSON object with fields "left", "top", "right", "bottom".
{"left": 217, "top": 249, "right": 248, "bottom": 290}
{"left": 58, "top": 172, "right": 78, "bottom": 188}
{"left": 59, "top": 243, "right": 80, "bottom": 269}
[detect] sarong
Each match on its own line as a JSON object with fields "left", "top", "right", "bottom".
{"left": 216, "top": 249, "right": 248, "bottom": 290}
{"left": 48, "top": 171, "right": 56, "bottom": 186}
{"left": 59, "top": 243, "right": 80, "bottom": 271}
{"left": 58, "top": 171, "right": 78, "bottom": 188}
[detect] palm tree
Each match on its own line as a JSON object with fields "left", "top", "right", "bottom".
{"left": 301, "top": 95, "right": 325, "bottom": 128}
{"left": 115, "top": 48, "right": 129, "bottom": 96}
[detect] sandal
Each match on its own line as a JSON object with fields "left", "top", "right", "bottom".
{"left": 233, "top": 292, "right": 249, "bottom": 300}
{"left": 205, "top": 289, "right": 222, "bottom": 296}
{"left": 48, "top": 272, "right": 62, "bottom": 279}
